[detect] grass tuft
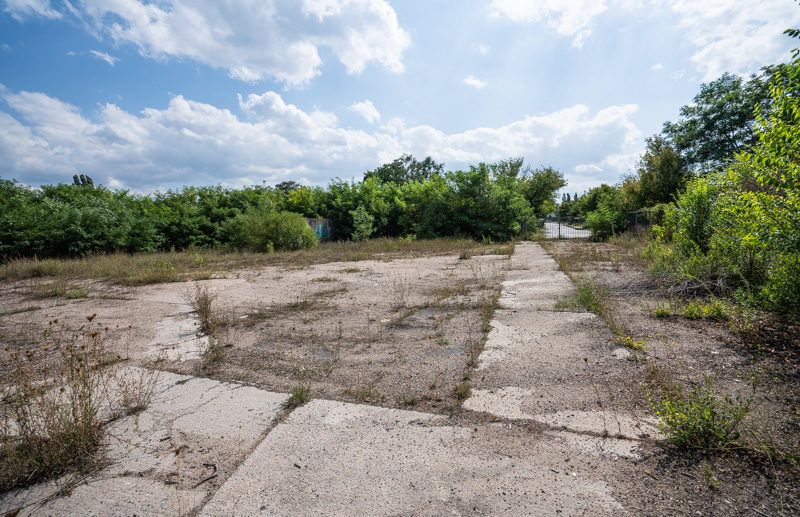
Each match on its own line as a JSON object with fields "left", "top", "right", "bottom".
{"left": 284, "top": 385, "right": 311, "bottom": 409}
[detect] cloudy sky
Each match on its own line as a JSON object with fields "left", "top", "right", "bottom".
{"left": 1, "top": 0, "right": 799, "bottom": 193}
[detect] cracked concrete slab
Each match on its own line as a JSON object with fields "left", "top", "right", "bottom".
{"left": 466, "top": 241, "right": 659, "bottom": 441}
{"left": 0, "top": 368, "right": 288, "bottom": 517}
{"left": 200, "top": 399, "right": 625, "bottom": 517}
{"left": 465, "top": 387, "right": 658, "bottom": 440}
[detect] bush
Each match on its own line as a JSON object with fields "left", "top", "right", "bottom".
{"left": 650, "top": 377, "right": 753, "bottom": 449}
{"left": 224, "top": 208, "right": 316, "bottom": 252}
{"left": 350, "top": 205, "right": 374, "bottom": 241}
{"left": 673, "top": 177, "right": 718, "bottom": 255}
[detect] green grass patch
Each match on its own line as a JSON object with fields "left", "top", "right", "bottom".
{"left": 682, "top": 298, "right": 732, "bottom": 321}
{"left": 284, "top": 385, "right": 311, "bottom": 409}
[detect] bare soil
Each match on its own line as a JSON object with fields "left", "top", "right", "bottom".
{"left": 0, "top": 250, "right": 508, "bottom": 414}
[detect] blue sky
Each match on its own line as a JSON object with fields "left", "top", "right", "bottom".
{"left": 2, "top": 0, "right": 799, "bottom": 194}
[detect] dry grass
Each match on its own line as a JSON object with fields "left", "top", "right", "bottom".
{"left": 0, "top": 317, "right": 158, "bottom": 492}
{"left": 1, "top": 238, "right": 509, "bottom": 287}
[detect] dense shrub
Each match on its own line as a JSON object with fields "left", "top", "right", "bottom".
{"left": 1, "top": 157, "right": 564, "bottom": 259}
{"left": 224, "top": 208, "right": 316, "bottom": 252}
{"left": 350, "top": 205, "right": 374, "bottom": 241}
{"left": 647, "top": 56, "right": 800, "bottom": 316}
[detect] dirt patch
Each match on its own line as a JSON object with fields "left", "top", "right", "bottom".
{"left": 0, "top": 251, "right": 509, "bottom": 415}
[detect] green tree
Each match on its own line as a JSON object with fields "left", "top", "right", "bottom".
{"left": 662, "top": 71, "right": 774, "bottom": 174}
{"left": 519, "top": 166, "right": 566, "bottom": 217}
{"left": 632, "top": 136, "right": 692, "bottom": 207}
{"left": 350, "top": 205, "right": 375, "bottom": 241}
{"left": 363, "top": 154, "right": 444, "bottom": 185}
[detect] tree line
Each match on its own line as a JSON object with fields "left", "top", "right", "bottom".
{"left": 0, "top": 158, "right": 566, "bottom": 259}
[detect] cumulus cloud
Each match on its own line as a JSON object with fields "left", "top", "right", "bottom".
{"left": 0, "top": 86, "right": 641, "bottom": 191}
{"left": 3, "top": 0, "right": 61, "bottom": 20}
{"left": 489, "top": 0, "right": 800, "bottom": 80}
{"left": 650, "top": 63, "right": 663, "bottom": 71}
{"left": 349, "top": 100, "right": 381, "bottom": 124}
{"left": 89, "top": 50, "right": 119, "bottom": 66}
{"left": 55, "top": 0, "right": 411, "bottom": 86}
{"left": 463, "top": 75, "right": 488, "bottom": 89}
{"left": 665, "top": 0, "right": 800, "bottom": 81}
{"left": 489, "top": 0, "right": 608, "bottom": 48}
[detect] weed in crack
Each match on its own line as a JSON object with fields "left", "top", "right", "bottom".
{"left": 284, "top": 385, "right": 311, "bottom": 409}
{"left": 0, "top": 317, "right": 158, "bottom": 492}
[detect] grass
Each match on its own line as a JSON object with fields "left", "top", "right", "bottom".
{"left": 555, "top": 275, "right": 649, "bottom": 352}
{"left": 390, "top": 275, "right": 411, "bottom": 310}
{"left": 395, "top": 394, "right": 419, "bottom": 407}
{"left": 346, "top": 387, "right": 385, "bottom": 403}
{"left": 1, "top": 238, "right": 508, "bottom": 286}
{"left": 283, "top": 385, "right": 311, "bottom": 409}
{"left": 0, "top": 317, "right": 157, "bottom": 492}
{"left": 0, "top": 305, "right": 41, "bottom": 316}
{"left": 188, "top": 283, "right": 218, "bottom": 335}
{"left": 453, "top": 382, "right": 471, "bottom": 401}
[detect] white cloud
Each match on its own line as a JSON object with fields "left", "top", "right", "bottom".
{"left": 349, "top": 100, "right": 381, "bottom": 124}
{"left": 650, "top": 63, "right": 663, "bottom": 71}
{"left": 463, "top": 75, "right": 488, "bottom": 89}
{"left": 489, "top": 0, "right": 800, "bottom": 79}
{"left": 665, "top": 0, "right": 800, "bottom": 81}
{"left": 63, "top": 0, "right": 410, "bottom": 86}
{"left": 0, "top": 86, "right": 641, "bottom": 191}
{"left": 489, "top": 0, "right": 608, "bottom": 48}
{"left": 89, "top": 50, "right": 119, "bottom": 66}
{"left": 3, "top": 0, "right": 61, "bottom": 20}
{"left": 473, "top": 44, "right": 489, "bottom": 55}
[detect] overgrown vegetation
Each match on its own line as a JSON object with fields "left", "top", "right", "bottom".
{"left": 644, "top": 39, "right": 800, "bottom": 317}
{"left": 1, "top": 157, "right": 563, "bottom": 260}
{"left": 556, "top": 27, "right": 800, "bottom": 320}
{"left": 0, "top": 237, "right": 508, "bottom": 286}
{"left": 648, "top": 377, "right": 755, "bottom": 450}
{"left": 0, "top": 317, "right": 157, "bottom": 491}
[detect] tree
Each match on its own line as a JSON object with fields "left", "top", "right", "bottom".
{"left": 632, "top": 136, "right": 692, "bottom": 207}
{"left": 519, "top": 166, "right": 566, "bottom": 217}
{"left": 275, "top": 180, "right": 300, "bottom": 193}
{"left": 73, "top": 174, "right": 94, "bottom": 187}
{"left": 350, "top": 205, "right": 375, "bottom": 241}
{"left": 662, "top": 71, "right": 774, "bottom": 174}
{"left": 363, "top": 154, "right": 444, "bottom": 185}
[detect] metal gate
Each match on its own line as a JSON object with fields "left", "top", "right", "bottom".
{"left": 542, "top": 216, "right": 590, "bottom": 239}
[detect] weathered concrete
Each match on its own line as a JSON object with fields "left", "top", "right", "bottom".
{"left": 200, "top": 399, "right": 626, "bottom": 517}
{"left": 464, "top": 242, "right": 658, "bottom": 439}
{"left": 144, "top": 291, "right": 209, "bottom": 362}
{"left": 2, "top": 242, "right": 660, "bottom": 516}
{"left": 0, "top": 368, "right": 288, "bottom": 516}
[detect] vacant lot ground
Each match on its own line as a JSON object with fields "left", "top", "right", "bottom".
{"left": 0, "top": 240, "right": 510, "bottom": 413}
{"left": 541, "top": 236, "right": 800, "bottom": 515}
{"left": 3, "top": 237, "right": 799, "bottom": 515}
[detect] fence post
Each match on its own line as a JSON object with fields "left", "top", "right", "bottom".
{"left": 558, "top": 218, "right": 562, "bottom": 239}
